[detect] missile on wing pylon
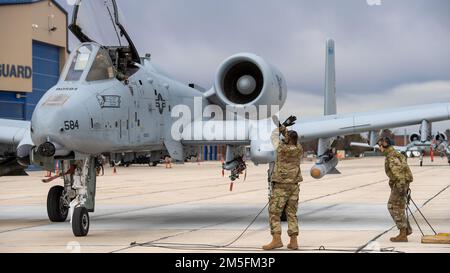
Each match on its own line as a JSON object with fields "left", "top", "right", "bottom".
{"left": 310, "top": 156, "right": 339, "bottom": 179}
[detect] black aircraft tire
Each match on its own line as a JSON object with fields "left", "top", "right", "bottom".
{"left": 72, "top": 207, "right": 89, "bottom": 237}
{"left": 47, "top": 186, "right": 68, "bottom": 222}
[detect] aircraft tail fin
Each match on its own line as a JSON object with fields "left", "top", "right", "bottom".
{"left": 314, "top": 39, "right": 340, "bottom": 179}
{"left": 324, "top": 38, "right": 337, "bottom": 116}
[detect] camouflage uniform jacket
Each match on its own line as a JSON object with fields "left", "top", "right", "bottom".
{"left": 384, "top": 146, "right": 413, "bottom": 186}
{"left": 270, "top": 128, "right": 303, "bottom": 184}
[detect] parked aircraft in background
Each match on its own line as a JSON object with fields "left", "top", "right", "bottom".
{"left": 351, "top": 126, "right": 450, "bottom": 166}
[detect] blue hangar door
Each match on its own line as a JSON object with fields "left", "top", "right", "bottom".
{"left": 0, "top": 41, "right": 60, "bottom": 120}
{"left": 27, "top": 41, "right": 61, "bottom": 120}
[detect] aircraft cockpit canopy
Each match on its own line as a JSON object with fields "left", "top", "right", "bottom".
{"left": 63, "top": 43, "right": 116, "bottom": 83}
{"left": 68, "top": 0, "right": 140, "bottom": 81}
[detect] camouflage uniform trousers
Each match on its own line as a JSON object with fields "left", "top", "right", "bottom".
{"left": 269, "top": 183, "right": 300, "bottom": 236}
{"left": 388, "top": 182, "right": 411, "bottom": 230}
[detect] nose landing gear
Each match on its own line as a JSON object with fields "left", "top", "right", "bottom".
{"left": 45, "top": 157, "right": 97, "bottom": 237}
{"left": 72, "top": 207, "right": 90, "bottom": 237}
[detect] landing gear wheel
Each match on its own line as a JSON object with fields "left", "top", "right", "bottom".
{"left": 47, "top": 185, "right": 68, "bottom": 222}
{"left": 72, "top": 207, "right": 90, "bottom": 237}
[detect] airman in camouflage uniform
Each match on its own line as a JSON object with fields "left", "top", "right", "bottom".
{"left": 263, "top": 126, "right": 303, "bottom": 250}
{"left": 378, "top": 137, "right": 414, "bottom": 242}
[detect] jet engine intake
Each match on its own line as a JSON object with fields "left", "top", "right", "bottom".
{"left": 435, "top": 132, "right": 448, "bottom": 142}
{"left": 410, "top": 133, "right": 421, "bottom": 142}
{"left": 211, "top": 53, "right": 287, "bottom": 110}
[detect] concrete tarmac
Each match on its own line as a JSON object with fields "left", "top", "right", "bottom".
{"left": 0, "top": 157, "right": 449, "bottom": 253}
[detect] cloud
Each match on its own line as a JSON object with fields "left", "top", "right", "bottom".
{"left": 110, "top": 0, "right": 450, "bottom": 96}
{"left": 57, "top": 0, "right": 450, "bottom": 133}
{"left": 59, "top": 0, "right": 450, "bottom": 94}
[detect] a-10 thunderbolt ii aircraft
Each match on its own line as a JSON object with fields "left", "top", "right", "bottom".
{"left": 351, "top": 125, "right": 450, "bottom": 167}
{"left": 0, "top": 0, "right": 450, "bottom": 236}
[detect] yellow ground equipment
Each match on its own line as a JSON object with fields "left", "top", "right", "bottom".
{"left": 407, "top": 190, "right": 450, "bottom": 244}
{"left": 421, "top": 233, "right": 450, "bottom": 244}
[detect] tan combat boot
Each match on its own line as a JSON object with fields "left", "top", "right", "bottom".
{"left": 287, "top": 236, "right": 298, "bottom": 250}
{"left": 262, "top": 234, "right": 283, "bottom": 250}
{"left": 390, "top": 228, "right": 408, "bottom": 242}
{"left": 407, "top": 226, "right": 413, "bottom": 236}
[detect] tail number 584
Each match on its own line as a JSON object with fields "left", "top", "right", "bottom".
{"left": 64, "top": 120, "right": 79, "bottom": 131}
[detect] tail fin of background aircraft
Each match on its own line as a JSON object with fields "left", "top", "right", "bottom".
{"left": 324, "top": 38, "right": 337, "bottom": 116}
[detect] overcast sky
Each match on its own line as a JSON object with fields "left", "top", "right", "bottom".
{"left": 58, "top": 0, "right": 450, "bottom": 134}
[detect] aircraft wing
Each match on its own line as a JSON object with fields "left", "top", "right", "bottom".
{"left": 180, "top": 102, "right": 450, "bottom": 145}
{"left": 294, "top": 102, "right": 450, "bottom": 141}
{"left": 178, "top": 101, "right": 450, "bottom": 167}
{"left": 0, "top": 119, "right": 30, "bottom": 147}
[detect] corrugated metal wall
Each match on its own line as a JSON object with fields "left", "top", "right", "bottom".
{"left": 28, "top": 40, "right": 60, "bottom": 120}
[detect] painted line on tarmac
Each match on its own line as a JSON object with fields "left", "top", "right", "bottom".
{"left": 355, "top": 183, "right": 450, "bottom": 253}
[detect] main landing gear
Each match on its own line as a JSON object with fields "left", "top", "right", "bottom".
{"left": 46, "top": 157, "right": 97, "bottom": 236}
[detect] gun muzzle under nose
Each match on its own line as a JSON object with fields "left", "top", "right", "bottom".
{"left": 37, "top": 142, "right": 56, "bottom": 157}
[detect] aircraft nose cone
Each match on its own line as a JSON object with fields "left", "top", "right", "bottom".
{"left": 30, "top": 105, "right": 65, "bottom": 147}
{"left": 237, "top": 75, "right": 257, "bottom": 95}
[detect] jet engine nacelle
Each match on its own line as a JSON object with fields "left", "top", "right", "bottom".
{"left": 212, "top": 53, "right": 287, "bottom": 111}
{"left": 409, "top": 133, "right": 421, "bottom": 142}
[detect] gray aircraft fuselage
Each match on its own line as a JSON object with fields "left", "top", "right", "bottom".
{"left": 31, "top": 43, "right": 205, "bottom": 157}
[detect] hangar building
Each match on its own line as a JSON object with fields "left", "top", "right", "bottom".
{"left": 0, "top": 0, "right": 68, "bottom": 121}
{"left": 0, "top": 1, "right": 223, "bottom": 162}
